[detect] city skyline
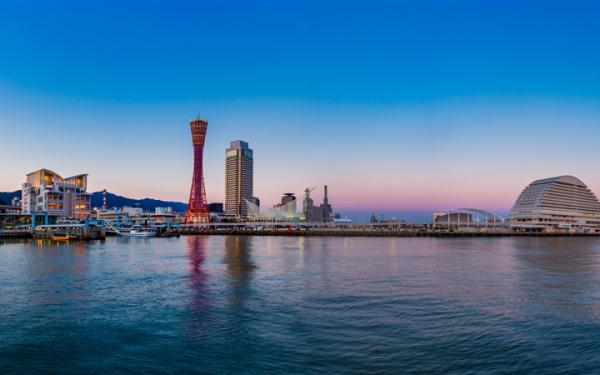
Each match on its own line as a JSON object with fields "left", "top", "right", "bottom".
{"left": 2, "top": 0, "right": 600, "bottom": 217}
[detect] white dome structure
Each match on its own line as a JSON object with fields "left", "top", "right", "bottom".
{"left": 509, "top": 175, "right": 600, "bottom": 233}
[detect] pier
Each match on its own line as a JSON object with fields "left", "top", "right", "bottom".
{"left": 33, "top": 223, "right": 106, "bottom": 241}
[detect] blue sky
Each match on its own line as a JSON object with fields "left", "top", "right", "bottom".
{"left": 1, "top": 0, "right": 600, "bottom": 219}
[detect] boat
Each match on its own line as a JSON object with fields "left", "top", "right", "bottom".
{"left": 114, "top": 225, "right": 157, "bottom": 238}
{"left": 154, "top": 224, "right": 181, "bottom": 237}
{"left": 51, "top": 233, "right": 75, "bottom": 241}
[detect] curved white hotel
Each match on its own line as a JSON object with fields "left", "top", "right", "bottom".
{"left": 509, "top": 175, "right": 600, "bottom": 233}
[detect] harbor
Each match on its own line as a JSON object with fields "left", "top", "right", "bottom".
{"left": 2, "top": 1, "right": 600, "bottom": 373}
{"left": 4, "top": 224, "right": 600, "bottom": 240}
{"left": 3, "top": 122, "right": 600, "bottom": 239}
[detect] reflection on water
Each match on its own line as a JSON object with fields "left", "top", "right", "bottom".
{"left": 514, "top": 237, "right": 600, "bottom": 274}
{"left": 185, "top": 236, "right": 210, "bottom": 341}
{"left": 512, "top": 237, "right": 600, "bottom": 320}
{"left": 3, "top": 239, "right": 93, "bottom": 322}
{"left": 2, "top": 236, "right": 600, "bottom": 373}
{"left": 188, "top": 236, "right": 208, "bottom": 286}
{"left": 223, "top": 236, "right": 256, "bottom": 306}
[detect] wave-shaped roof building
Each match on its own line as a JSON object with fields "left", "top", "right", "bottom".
{"left": 21, "top": 169, "right": 91, "bottom": 218}
{"left": 508, "top": 175, "right": 600, "bottom": 233}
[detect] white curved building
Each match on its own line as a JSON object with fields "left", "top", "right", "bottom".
{"left": 509, "top": 175, "right": 600, "bottom": 233}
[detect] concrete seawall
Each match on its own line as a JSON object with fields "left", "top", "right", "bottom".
{"left": 179, "top": 228, "right": 600, "bottom": 238}
{"left": 3, "top": 229, "right": 599, "bottom": 239}
{"left": 0, "top": 231, "right": 32, "bottom": 239}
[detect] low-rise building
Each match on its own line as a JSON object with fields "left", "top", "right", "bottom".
{"left": 0, "top": 205, "right": 21, "bottom": 214}
{"left": 303, "top": 186, "right": 334, "bottom": 222}
{"left": 275, "top": 193, "right": 297, "bottom": 216}
{"left": 21, "top": 169, "right": 91, "bottom": 219}
{"left": 96, "top": 207, "right": 181, "bottom": 227}
{"left": 96, "top": 209, "right": 130, "bottom": 226}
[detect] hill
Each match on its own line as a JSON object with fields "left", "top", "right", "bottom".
{"left": 91, "top": 191, "right": 188, "bottom": 213}
{"left": 0, "top": 191, "right": 20, "bottom": 206}
{"left": 0, "top": 190, "right": 187, "bottom": 213}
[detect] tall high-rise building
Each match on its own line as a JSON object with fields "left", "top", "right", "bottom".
{"left": 225, "top": 140, "right": 254, "bottom": 219}
{"left": 185, "top": 118, "right": 210, "bottom": 224}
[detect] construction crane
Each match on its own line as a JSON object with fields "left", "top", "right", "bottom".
{"left": 304, "top": 187, "right": 316, "bottom": 196}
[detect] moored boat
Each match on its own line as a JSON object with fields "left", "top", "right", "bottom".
{"left": 51, "top": 233, "right": 75, "bottom": 241}
{"left": 114, "top": 225, "right": 157, "bottom": 238}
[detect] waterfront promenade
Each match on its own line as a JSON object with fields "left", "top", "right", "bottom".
{"left": 3, "top": 226, "right": 600, "bottom": 239}
{"left": 3, "top": 228, "right": 600, "bottom": 239}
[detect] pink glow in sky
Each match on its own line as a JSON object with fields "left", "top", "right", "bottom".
{"left": 2, "top": 86, "right": 600, "bottom": 217}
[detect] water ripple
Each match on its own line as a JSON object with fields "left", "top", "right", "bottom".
{"left": 1, "top": 236, "right": 600, "bottom": 373}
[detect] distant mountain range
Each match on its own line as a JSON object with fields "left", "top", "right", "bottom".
{"left": 91, "top": 191, "right": 188, "bottom": 212}
{"left": 0, "top": 190, "right": 188, "bottom": 212}
{"left": 0, "top": 191, "right": 19, "bottom": 206}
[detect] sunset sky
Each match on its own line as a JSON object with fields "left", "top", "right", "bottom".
{"left": 1, "top": 0, "right": 600, "bottom": 219}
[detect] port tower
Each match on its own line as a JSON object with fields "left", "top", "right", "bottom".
{"left": 185, "top": 118, "right": 210, "bottom": 224}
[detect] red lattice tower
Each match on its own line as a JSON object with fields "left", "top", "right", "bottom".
{"left": 185, "top": 118, "right": 210, "bottom": 224}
